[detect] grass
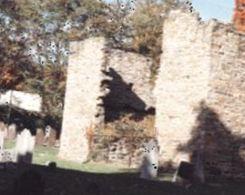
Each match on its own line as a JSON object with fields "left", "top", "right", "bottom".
{"left": 3, "top": 139, "right": 138, "bottom": 174}
{"left": 4, "top": 139, "right": 174, "bottom": 181}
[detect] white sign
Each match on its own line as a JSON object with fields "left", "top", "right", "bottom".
{"left": 0, "top": 90, "right": 42, "bottom": 112}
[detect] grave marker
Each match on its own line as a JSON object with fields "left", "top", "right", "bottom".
{"left": 15, "top": 129, "right": 35, "bottom": 164}
{"left": 140, "top": 139, "right": 159, "bottom": 180}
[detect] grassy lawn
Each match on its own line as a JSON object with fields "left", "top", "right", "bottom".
{"left": 4, "top": 139, "right": 173, "bottom": 181}
{"left": 3, "top": 140, "right": 140, "bottom": 173}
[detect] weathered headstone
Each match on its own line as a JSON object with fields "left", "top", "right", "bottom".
{"left": 1, "top": 149, "right": 15, "bottom": 162}
{"left": 54, "top": 140, "right": 60, "bottom": 148}
{"left": 43, "top": 125, "right": 51, "bottom": 146}
{"left": 7, "top": 123, "right": 17, "bottom": 140}
{"left": 0, "top": 130, "right": 4, "bottom": 152}
{"left": 140, "top": 139, "right": 159, "bottom": 180}
{"left": 172, "top": 161, "right": 194, "bottom": 183}
{"left": 0, "top": 122, "right": 7, "bottom": 139}
{"left": 35, "top": 128, "right": 45, "bottom": 145}
{"left": 48, "top": 127, "right": 57, "bottom": 147}
{"left": 15, "top": 129, "right": 35, "bottom": 164}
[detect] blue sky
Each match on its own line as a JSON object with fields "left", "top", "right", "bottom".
{"left": 192, "top": 0, "right": 234, "bottom": 22}
{"left": 105, "top": 0, "right": 234, "bottom": 22}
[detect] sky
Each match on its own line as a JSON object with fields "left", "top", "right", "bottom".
{"left": 105, "top": 0, "right": 234, "bottom": 22}
{"left": 191, "top": 0, "right": 234, "bottom": 22}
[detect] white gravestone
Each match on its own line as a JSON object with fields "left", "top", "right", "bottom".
{"left": 15, "top": 129, "right": 35, "bottom": 163}
{"left": 140, "top": 139, "right": 159, "bottom": 180}
{"left": 0, "top": 131, "right": 5, "bottom": 162}
{"left": 43, "top": 125, "right": 51, "bottom": 146}
{"left": 0, "top": 122, "right": 7, "bottom": 139}
{"left": 0, "top": 131, "right": 4, "bottom": 150}
{"left": 7, "top": 123, "right": 17, "bottom": 140}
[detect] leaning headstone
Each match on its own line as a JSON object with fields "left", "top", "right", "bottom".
{"left": 7, "top": 123, "right": 17, "bottom": 140}
{"left": 48, "top": 127, "right": 57, "bottom": 147}
{"left": 43, "top": 126, "right": 51, "bottom": 146}
{"left": 0, "top": 130, "right": 4, "bottom": 151}
{"left": 35, "top": 128, "right": 45, "bottom": 145}
{"left": 2, "top": 149, "right": 15, "bottom": 162}
{"left": 0, "top": 122, "right": 7, "bottom": 139}
{"left": 139, "top": 139, "right": 159, "bottom": 180}
{"left": 15, "top": 129, "right": 35, "bottom": 164}
{"left": 172, "top": 161, "right": 194, "bottom": 183}
{"left": 54, "top": 140, "right": 60, "bottom": 148}
{"left": 0, "top": 130, "right": 5, "bottom": 162}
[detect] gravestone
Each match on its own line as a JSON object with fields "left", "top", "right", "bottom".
{"left": 139, "top": 139, "right": 159, "bottom": 180}
{"left": 7, "top": 123, "right": 17, "bottom": 140}
{"left": 15, "top": 129, "right": 35, "bottom": 164}
{"left": 1, "top": 149, "right": 15, "bottom": 162}
{"left": 42, "top": 126, "right": 57, "bottom": 147}
{"left": 43, "top": 126, "right": 51, "bottom": 146}
{"left": 0, "top": 122, "right": 7, "bottom": 139}
{"left": 54, "top": 139, "right": 60, "bottom": 148}
{"left": 35, "top": 128, "right": 45, "bottom": 145}
{"left": 0, "top": 130, "right": 4, "bottom": 152}
{"left": 48, "top": 127, "right": 57, "bottom": 147}
{"left": 172, "top": 161, "right": 194, "bottom": 183}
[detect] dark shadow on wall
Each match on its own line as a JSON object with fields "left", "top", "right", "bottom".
{"left": 101, "top": 68, "right": 155, "bottom": 123}
{"left": 177, "top": 101, "right": 245, "bottom": 182}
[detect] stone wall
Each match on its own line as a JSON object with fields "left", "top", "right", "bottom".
{"left": 59, "top": 37, "right": 155, "bottom": 163}
{"left": 155, "top": 8, "right": 214, "bottom": 166}
{"left": 105, "top": 49, "right": 154, "bottom": 112}
{"left": 91, "top": 136, "right": 153, "bottom": 168}
{"left": 155, "top": 7, "right": 245, "bottom": 181}
{"left": 58, "top": 37, "right": 106, "bottom": 162}
{"left": 60, "top": 7, "right": 245, "bottom": 178}
{"left": 203, "top": 24, "right": 245, "bottom": 181}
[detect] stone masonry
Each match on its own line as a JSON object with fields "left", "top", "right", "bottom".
{"left": 155, "top": 7, "right": 245, "bottom": 181}
{"left": 155, "top": 8, "right": 215, "bottom": 165}
{"left": 106, "top": 49, "right": 154, "bottom": 111}
{"left": 59, "top": 6, "right": 245, "bottom": 180}
{"left": 58, "top": 37, "right": 106, "bottom": 162}
{"left": 59, "top": 37, "right": 154, "bottom": 163}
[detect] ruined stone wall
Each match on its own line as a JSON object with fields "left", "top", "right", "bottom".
{"left": 155, "top": 8, "right": 215, "bottom": 166}
{"left": 203, "top": 24, "right": 245, "bottom": 181}
{"left": 155, "top": 7, "right": 245, "bottom": 181}
{"left": 59, "top": 37, "right": 155, "bottom": 164}
{"left": 106, "top": 49, "right": 154, "bottom": 111}
{"left": 90, "top": 49, "right": 155, "bottom": 166}
{"left": 58, "top": 37, "right": 106, "bottom": 163}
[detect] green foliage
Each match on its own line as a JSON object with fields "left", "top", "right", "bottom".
{"left": 130, "top": 0, "right": 177, "bottom": 78}
{"left": 0, "top": 0, "right": 177, "bottom": 129}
